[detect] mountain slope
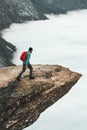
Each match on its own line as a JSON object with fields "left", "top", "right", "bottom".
{"left": 0, "top": 0, "right": 47, "bottom": 30}
{"left": 31, "top": 0, "right": 66, "bottom": 14}
{"left": 49, "top": 0, "right": 87, "bottom": 11}
{"left": 0, "top": 37, "right": 16, "bottom": 67}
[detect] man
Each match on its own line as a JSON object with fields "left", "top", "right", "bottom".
{"left": 16, "top": 47, "right": 34, "bottom": 81}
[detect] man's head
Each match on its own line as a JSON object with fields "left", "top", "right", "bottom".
{"left": 29, "top": 47, "right": 33, "bottom": 53}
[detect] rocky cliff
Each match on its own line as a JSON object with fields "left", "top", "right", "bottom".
{"left": 0, "top": 37, "right": 16, "bottom": 67}
{"left": 49, "top": 0, "right": 87, "bottom": 11}
{"left": 31, "top": 0, "right": 87, "bottom": 14}
{"left": 0, "top": 0, "right": 47, "bottom": 31}
{"left": 0, "top": 65, "right": 81, "bottom": 130}
{"left": 31, "top": 0, "right": 66, "bottom": 14}
{"left": 0, "top": 0, "right": 66, "bottom": 31}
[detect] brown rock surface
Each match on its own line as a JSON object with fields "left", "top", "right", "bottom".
{"left": 0, "top": 64, "right": 81, "bottom": 130}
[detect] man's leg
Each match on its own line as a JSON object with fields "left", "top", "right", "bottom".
{"left": 17, "top": 64, "right": 26, "bottom": 81}
{"left": 28, "top": 64, "right": 33, "bottom": 77}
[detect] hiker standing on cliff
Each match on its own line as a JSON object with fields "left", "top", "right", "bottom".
{"left": 16, "top": 47, "right": 34, "bottom": 81}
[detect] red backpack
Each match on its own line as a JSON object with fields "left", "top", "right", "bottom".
{"left": 20, "top": 51, "right": 27, "bottom": 61}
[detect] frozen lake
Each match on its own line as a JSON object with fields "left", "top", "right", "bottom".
{"left": 2, "top": 10, "right": 87, "bottom": 130}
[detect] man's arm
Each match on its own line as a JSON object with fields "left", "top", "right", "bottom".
{"left": 26, "top": 53, "right": 31, "bottom": 66}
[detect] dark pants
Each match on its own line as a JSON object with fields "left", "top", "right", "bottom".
{"left": 17, "top": 63, "right": 33, "bottom": 79}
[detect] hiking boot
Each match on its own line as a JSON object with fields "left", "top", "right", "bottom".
{"left": 16, "top": 77, "right": 21, "bottom": 81}
{"left": 29, "top": 76, "right": 35, "bottom": 80}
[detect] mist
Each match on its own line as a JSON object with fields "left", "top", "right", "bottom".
{"left": 2, "top": 10, "right": 87, "bottom": 130}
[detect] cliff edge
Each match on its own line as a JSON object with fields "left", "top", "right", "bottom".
{"left": 0, "top": 64, "right": 81, "bottom": 130}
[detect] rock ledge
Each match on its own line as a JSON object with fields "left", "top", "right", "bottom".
{"left": 0, "top": 64, "right": 81, "bottom": 130}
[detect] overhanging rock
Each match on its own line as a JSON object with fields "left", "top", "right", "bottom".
{"left": 0, "top": 64, "right": 82, "bottom": 130}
